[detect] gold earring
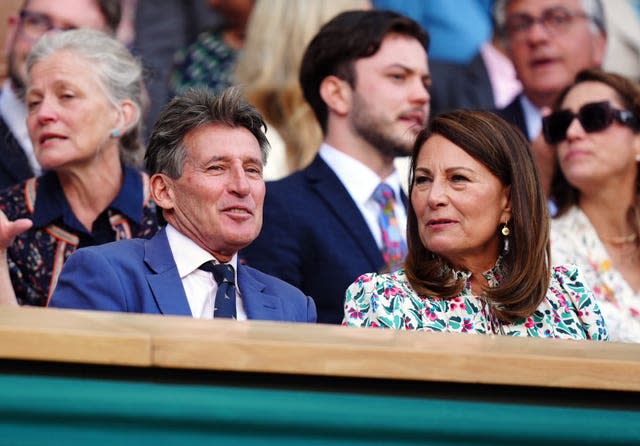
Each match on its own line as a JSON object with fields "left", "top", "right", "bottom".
{"left": 501, "top": 225, "right": 510, "bottom": 236}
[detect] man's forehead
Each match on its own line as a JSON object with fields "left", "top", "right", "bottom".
{"left": 507, "top": 0, "right": 582, "bottom": 15}
{"left": 24, "top": 0, "right": 106, "bottom": 28}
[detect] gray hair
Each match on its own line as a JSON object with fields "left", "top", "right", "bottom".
{"left": 145, "top": 86, "right": 270, "bottom": 178}
{"left": 26, "top": 29, "right": 145, "bottom": 167}
{"left": 494, "top": 0, "right": 606, "bottom": 42}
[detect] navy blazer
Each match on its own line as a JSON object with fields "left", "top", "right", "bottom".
{"left": 50, "top": 228, "right": 316, "bottom": 323}
{"left": 430, "top": 52, "right": 495, "bottom": 118}
{"left": 0, "top": 115, "right": 33, "bottom": 190}
{"left": 241, "top": 154, "right": 407, "bottom": 325}
{"left": 495, "top": 94, "right": 529, "bottom": 140}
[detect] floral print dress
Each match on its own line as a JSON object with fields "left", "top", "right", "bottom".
{"left": 342, "top": 261, "right": 608, "bottom": 340}
{"left": 551, "top": 206, "right": 640, "bottom": 342}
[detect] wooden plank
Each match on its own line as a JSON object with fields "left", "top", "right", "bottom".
{"left": 0, "top": 306, "right": 639, "bottom": 391}
{"left": 0, "top": 307, "right": 151, "bottom": 366}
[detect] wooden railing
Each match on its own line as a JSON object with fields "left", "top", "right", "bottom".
{"left": 1, "top": 306, "right": 639, "bottom": 445}
{"left": 1, "top": 305, "right": 639, "bottom": 390}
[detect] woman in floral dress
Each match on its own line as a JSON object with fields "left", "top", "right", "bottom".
{"left": 544, "top": 69, "right": 640, "bottom": 342}
{"left": 343, "top": 109, "right": 607, "bottom": 340}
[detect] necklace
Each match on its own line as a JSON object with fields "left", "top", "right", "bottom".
{"left": 603, "top": 233, "right": 638, "bottom": 245}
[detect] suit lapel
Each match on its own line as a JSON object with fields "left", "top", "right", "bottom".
{"left": 238, "top": 265, "right": 283, "bottom": 321}
{"left": 144, "top": 228, "right": 192, "bottom": 316}
{"left": 467, "top": 53, "right": 495, "bottom": 108}
{"left": 0, "top": 117, "right": 34, "bottom": 187}
{"left": 498, "top": 96, "right": 529, "bottom": 140}
{"left": 305, "top": 156, "right": 383, "bottom": 267}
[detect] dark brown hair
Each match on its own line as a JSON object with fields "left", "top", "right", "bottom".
{"left": 405, "top": 109, "right": 550, "bottom": 322}
{"left": 551, "top": 69, "right": 640, "bottom": 244}
{"left": 299, "top": 9, "right": 429, "bottom": 134}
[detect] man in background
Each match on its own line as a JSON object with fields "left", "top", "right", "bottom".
{"left": 494, "top": 0, "right": 606, "bottom": 195}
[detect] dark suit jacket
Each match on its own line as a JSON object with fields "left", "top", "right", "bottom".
{"left": 241, "top": 155, "right": 407, "bottom": 325}
{"left": 430, "top": 52, "right": 495, "bottom": 118}
{"left": 0, "top": 115, "right": 34, "bottom": 190}
{"left": 50, "top": 228, "right": 317, "bottom": 323}
{"left": 495, "top": 94, "right": 529, "bottom": 140}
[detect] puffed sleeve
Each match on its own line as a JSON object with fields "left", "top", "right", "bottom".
{"left": 551, "top": 264, "right": 609, "bottom": 341}
{"left": 342, "top": 273, "right": 380, "bottom": 328}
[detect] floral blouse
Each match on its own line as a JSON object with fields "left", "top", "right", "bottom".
{"left": 551, "top": 206, "right": 640, "bottom": 343}
{"left": 0, "top": 167, "right": 159, "bottom": 307}
{"left": 342, "top": 262, "right": 608, "bottom": 340}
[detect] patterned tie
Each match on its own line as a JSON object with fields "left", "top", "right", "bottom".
{"left": 199, "top": 262, "right": 237, "bottom": 319}
{"left": 372, "top": 183, "right": 407, "bottom": 271}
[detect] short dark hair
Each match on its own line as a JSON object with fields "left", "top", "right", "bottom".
{"left": 145, "top": 86, "right": 270, "bottom": 178}
{"left": 22, "top": 0, "right": 121, "bottom": 34}
{"left": 299, "top": 9, "right": 429, "bottom": 133}
{"left": 97, "top": 0, "right": 122, "bottom": 34}
{"left": 405, "top": 110, "right": 550, "bottom": 323}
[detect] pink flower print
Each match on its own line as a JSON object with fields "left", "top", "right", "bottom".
{"left": 348, "top": 307, "right": 364, "bottom": 320}
{"left": 461, "top": 318, "right": 473, "bottom": 332}
{"left": 424, "top": 307, "right": 438, "bottom": 321}
{"left": 630, "top": 308, "right": 640, "bottom": 318}
{"left": 524, "top": 317, "right": 535, "bottom": 328}
{"left": 384, "top": 285, "right": 402, "bottom": 297}
{"left": 404, "top": 316, "right": 414, "bottom": 329}
{"left": 450, "top": 296, "right": 464, "bottom": 311}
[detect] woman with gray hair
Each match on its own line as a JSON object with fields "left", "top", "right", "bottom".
{"left": 0, "top": 29, "right": 159, "bottom": 306}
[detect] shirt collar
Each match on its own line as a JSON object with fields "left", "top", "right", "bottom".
{"left": 444, "top": 256, "right": 507, "bottom": 290}
{"left": 519, "top": 95, "right": 542, "bottom": 140}
{"left": 31, "top": 165, "right": 145, "bottom": 228}
{"left": 319, "top": 142, "right": 403, "bottom": 206}
{"left": 165, "top": 223, "right": 239, "bottom": 280}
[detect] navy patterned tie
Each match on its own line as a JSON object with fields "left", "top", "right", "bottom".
{"left": 200, "top": 262, "right": 236, "bottom": 319}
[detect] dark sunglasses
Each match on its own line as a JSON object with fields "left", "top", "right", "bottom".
{"left": 542, "top": 101, "right": 639, "bottom": 144}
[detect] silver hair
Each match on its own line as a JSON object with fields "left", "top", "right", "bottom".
{"left": 494, "top": 0, "right": 606, "bottom": 43}
{"left": 26, "top": 29, "right": 145, "bottom": 167}
{"left": 145, "top": 86, "right": 270, "bottom": 179}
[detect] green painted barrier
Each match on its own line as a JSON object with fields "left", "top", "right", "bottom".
{"left": 0, "top": 374, "right": 639, "bottom": 445}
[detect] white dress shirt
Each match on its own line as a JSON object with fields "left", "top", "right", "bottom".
{"left": 0, "top": 80, "right": 41, "bottom": 175}
{"left": 165, "top": 224, "right": 247, "bottom": 320}
{"left": 519, "top": 94, "right": 543, "bottom": 141}
{"left": 319, "top": 143, "right": 407, "bottom": 250}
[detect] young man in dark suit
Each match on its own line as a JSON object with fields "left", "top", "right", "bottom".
{"left": 242, "top": 10, "right": 431, "bottom": 324}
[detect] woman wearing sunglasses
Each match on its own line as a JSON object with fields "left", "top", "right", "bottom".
{"left": 543, "top": 68, "right": 640, "bottom": 342}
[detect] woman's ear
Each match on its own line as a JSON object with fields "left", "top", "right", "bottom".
{"left": 112, "top": 99, "right": 139, "bottom": 136}
{"left": 500, "top": 185, "right": 512, "bottom": 224}
{"left": 319, "top": 75, "right": 352, "bottom": 116}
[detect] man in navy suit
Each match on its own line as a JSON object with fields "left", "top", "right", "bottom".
{"left": 49, "top": 87, "right": 316, "bottom": 323}
{"left": 241, "top": 10, "right": 430, "bottom": 324}
{"left": 493, "top": 0, "right": 606, "bottom": 195}
{"left": 0, "top": 0, "right": 122, "bottom": 190}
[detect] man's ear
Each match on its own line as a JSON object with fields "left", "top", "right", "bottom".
{"left": 5, "top": 15, "right": 19, "bottom": 55}
{"left": 319, "top": 75, "right": 351, "bottom": 116}
{"left": 150, "top": 173, "right": 175, "bottom": 211}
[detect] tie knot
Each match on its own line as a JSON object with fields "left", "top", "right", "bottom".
{"left": 372, "top": 183, "right": 395, "bottom": 207}
{"left": 200, "top": 262, "right": 235, "bottom": 286}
